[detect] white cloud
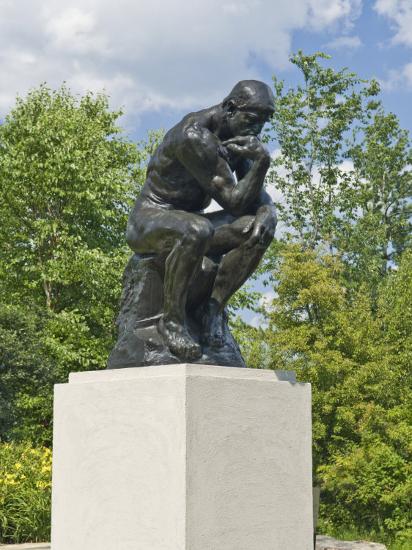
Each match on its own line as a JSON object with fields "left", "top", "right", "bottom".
{"left": 373, "top": 1, "right": 412, "bottom": 91}
{"left": 340, "top": 159, "right": 355, "bottom": 174}
{"left": 260, "top": 290, "right": 276, "bottom": 307}
{"left": 375, "top": 0, "right": 412, "bottom": 46}
{"left": 309, "top": 0, "right": 362, "bottom": 30}
{"left": 0, "top": 0, "right": 362, "bottom": 121}
{"left": 378, "top": 62, "right": 412, "bottom": 90}
{"left": 403, "top": 63, "right": 412, "bottom": 85}
{"left": 246, "top": 291, "right": 276, "bottom": 327}
{"left": 325, "top": 35, "right": 362, "bottom": 49}
{"left": 249, "top": 314, "right": 263, "bottom": 328}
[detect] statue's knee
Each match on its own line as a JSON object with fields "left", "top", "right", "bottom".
{"left": 185, "top": 219, "right": 214, "bottom": 246}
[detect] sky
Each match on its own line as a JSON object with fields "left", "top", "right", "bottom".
{"left": 0, "top": 0, "right": 411, "bottom": 140}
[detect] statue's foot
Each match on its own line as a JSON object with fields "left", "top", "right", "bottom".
{"left": 158, "top": 317, "right": 202, "bottom": 361}
{"left": 201, "top": 301, "right": 225, "bottom": 348}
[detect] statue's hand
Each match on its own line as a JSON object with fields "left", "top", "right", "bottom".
{"left": 244, "top": 206, "right": 277, "bottom": 247}
{"left": 222, "top": 135, "right": 270, "bottom": 163}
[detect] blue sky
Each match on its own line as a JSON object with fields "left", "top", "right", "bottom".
{"left": 0, "top": 0, "right": 411, "bottom": 139}
{"left": 130, "top": 0, "right": 412, "bottom": 138}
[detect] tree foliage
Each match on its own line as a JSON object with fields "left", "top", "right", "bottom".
{"left": 0, "top": 85, "right": 162, "bottom": 447}
{"left": 267, "top": 51, "right": 380, "bottom": 248}
{"left": 1, "top": 85, "right": 133, "bottom": 307}
{"left": 339, "top": 111, "right": 412, "bottom": 289}
{"left": 266, "top": 51, "right": 411, "bottom": 291}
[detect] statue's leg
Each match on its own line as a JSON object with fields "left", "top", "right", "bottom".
{"left": 187, "top": 257, "right": 218, "bottom": 313}
{"left": 211, "top": 237, "right": 269, "bottom": 304}
{"left": 127, "top": 207, "right": 214, "bottom": 360}
{"left": 200, "top": 212, "right": 273, "bottom": 346}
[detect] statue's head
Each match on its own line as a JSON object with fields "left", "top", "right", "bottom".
{"left": 222, "top": 80, "right": 275, "bottom": 137}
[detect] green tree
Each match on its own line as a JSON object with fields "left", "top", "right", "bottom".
{"left": 318, "top": 252, "right": 412, "bottom": 544}
{"left": 338, "top": 111, "right": 412, "bottom": 289}
{"left": 265, "top": 52, "right": 411, "bottom": 294}
{"left": 0, "top": 85, "right": 162, "bottom": 445}
{"left": 267, "top": 51, "right": 380, "bottom": 249}
{"left": 0, "top": 84, "right": 140, "bottom": 314}
{"left": 0, "top": 305, "right": 53, "bottom": 444}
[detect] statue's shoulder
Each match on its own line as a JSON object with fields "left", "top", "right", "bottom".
{"left": 172, "top": 111, "right": 219, "bottom": 159}
{"left": 170, "top": 107, "right": 215, "bottom": 140}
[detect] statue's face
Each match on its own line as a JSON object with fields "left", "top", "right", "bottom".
{"left": 227, "top": 104, "right": 273, "bottom": 137}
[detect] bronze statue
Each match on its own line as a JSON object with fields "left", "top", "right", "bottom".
{"left": 108, "top": 80, "right": 276, "bottom": 368}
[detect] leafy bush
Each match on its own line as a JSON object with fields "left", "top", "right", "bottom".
{"left": 318, "top": 437, "right": 412, "bottom": 546}
{"left": 0, "top": 443, "right": 51, "bottom": 543}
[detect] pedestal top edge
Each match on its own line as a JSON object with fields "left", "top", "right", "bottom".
{"left": 68, "top": 364, "right": 297, "bottom": 384}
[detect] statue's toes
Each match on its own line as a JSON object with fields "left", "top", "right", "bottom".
{"left": 180, "top": 339, "right": 202, "bottom": 361}
{"left": 158, "top": 317, "right": 201, "bottom": 361}
{"left": 189, "top": 344, "right": 202, "bottom": 361}
{"left": 171, "top": 332, "right": 201, "bottom": 361}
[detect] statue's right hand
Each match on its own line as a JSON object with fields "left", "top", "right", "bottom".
{"left": 222, "top": 135, "right": 270, "bottom": 163}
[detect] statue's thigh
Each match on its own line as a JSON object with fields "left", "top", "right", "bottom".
{"left": 128, "top": 207, "right": 212, "bottom": 254}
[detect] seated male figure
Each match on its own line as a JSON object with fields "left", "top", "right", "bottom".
{"left": 126, "top": 80, "right": 277, "bottom": 361}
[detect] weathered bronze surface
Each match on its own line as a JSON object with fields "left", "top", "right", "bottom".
{"left": 108, "top": 80, "right": 276, "bottom": 368}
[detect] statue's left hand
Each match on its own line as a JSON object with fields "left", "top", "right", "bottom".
{"left": 244, "top": 206, "right": 277, "bottom": 246}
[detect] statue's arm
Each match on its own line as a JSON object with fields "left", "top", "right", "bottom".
{"left": 176, "top": 127, "right": 270, "bottom": 217}
{"left": 234, "top": 156, "right": 277, "bottom": 220}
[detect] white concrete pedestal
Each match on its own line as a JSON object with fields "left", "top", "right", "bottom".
{"left": 51, "top": 365, "right": 313, "bottom": 550}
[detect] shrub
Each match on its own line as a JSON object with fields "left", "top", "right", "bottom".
{"left": 0, "top": 443, "right": 51, "bottom": 543}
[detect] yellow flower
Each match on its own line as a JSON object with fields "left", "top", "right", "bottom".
{"left": 36, "top": 481, "right": 50, "bottom": 489}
